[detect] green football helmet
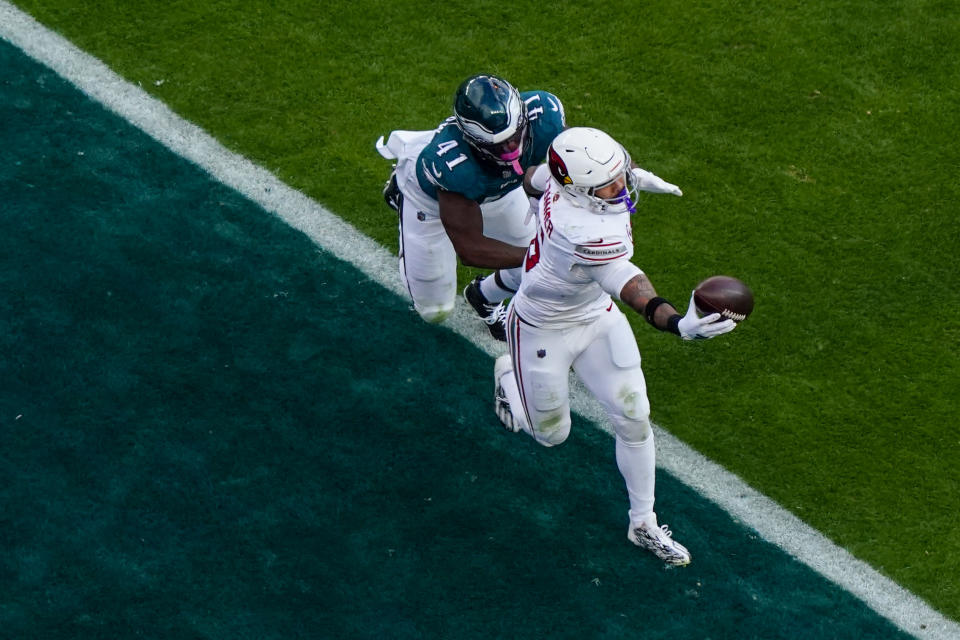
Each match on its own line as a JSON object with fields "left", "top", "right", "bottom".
{"left": 453, "top": 74, "right": 529, "bottom": 175}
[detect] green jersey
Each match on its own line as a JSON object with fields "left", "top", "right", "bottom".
{"left": 415, "top": 90, "right": 566, "bottom": 204}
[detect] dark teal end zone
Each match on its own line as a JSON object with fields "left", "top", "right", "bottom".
{"left": 0, "top": 40, "right": 911, "bottom": 639}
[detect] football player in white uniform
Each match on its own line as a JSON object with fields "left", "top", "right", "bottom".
{"left": 494, "top": 127, "right": 736, "bottom": 566}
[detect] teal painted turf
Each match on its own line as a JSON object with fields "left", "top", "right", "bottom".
{"left": 0, "top": 40, "right": 914, "bottom": 639}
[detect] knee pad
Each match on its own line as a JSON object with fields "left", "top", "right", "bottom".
{"left": 611, "top": 386, "right": 651, "bottom": 445}
{"left": 527, "top": 375, "right": 571, "bottom": 446}
{"left": 532, "top": 411, "right": 572, "bottom": 447}
{"left": 415, "top": 302, "right": 454, "bottom": 324}
{"left": 613, "top": 413, "right": 652, "bottom": 446}
{"left": 617, "top": 386, "right": 650, "bottom": 423}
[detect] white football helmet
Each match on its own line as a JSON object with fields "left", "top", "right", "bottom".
{"left": 547, "top": 127, "right": 640, "bottom": 214}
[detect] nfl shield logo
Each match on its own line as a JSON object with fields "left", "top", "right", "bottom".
{"left": 537, "top": 349, "right": 546, "bottom": 358}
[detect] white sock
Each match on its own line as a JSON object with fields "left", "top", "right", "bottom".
{"left": 495, "top": 267, "right": 523, "bottom": 294}
{"left": 479, "top": 270, "right": 517, "bottom": 303}
{"left": 615, "top": 432, "right": 656, "bottom": 526}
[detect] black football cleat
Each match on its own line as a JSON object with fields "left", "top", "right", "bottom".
{"left": 463, "top": 276, "right": 507, "bottom": 342}
{"left": 382, "top": 170, "right": 402, "bottom": 213}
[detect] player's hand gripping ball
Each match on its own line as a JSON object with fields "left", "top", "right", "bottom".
{"left": 693, "top": 275, "right": 754, "bottom": 323}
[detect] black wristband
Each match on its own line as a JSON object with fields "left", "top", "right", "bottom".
{"left": 644, "top": 296, "right": 672, "bottom": 327}
{"left": 666, "top": 314, "right": 682, "bottom": 335}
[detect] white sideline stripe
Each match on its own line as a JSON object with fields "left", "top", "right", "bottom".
{"left": 1, "top": 3, "right": 955, "bottom": 638}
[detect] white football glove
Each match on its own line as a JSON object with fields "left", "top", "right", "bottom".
{"left": 632, "top": 167, "right": 683, "bottom": 197}
{"left": 676, "top": 291, "right": 736, "bottom": 340}
{"left": 524, "top": 196, "right": 540, "bottom": 225}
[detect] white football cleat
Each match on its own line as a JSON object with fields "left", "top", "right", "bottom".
{"left": 628, "top": 514, "right": 691, "bottom": 566}
{"left": 494, "top": 354, "right": 522, "bottom": 433}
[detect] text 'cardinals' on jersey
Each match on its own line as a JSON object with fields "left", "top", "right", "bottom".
{"left": 512, "top": 183, "right": 643, "bottom": 328}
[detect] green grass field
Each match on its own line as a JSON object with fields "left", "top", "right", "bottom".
{"left": 5, "top": 0, "right": 960, "bottom": 630}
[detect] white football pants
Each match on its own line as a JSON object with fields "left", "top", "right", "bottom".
{"left": 377, "top": 129, "right": 535, "bottom": 323}
{"left": 501, "top": 303, "right": 657, "bottom": 526}
{"left": 397, "top": 184, "right": 533, "bottom": 323}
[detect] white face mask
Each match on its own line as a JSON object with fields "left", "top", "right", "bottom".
{"left": 562, "top": 169, "right": 640, "bottom": 214}
{"left": 592, "top": 173, "right": 638, "bottom": 214}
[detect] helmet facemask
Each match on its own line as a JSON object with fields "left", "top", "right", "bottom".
{"left": 548, "top": 128, "right": 641, "bottom": 215}
{"left": 588, "top": 153, "right": 640, "bottom": 214}
{"left": 463, "top": 119, "right": 530, "bottom": 175}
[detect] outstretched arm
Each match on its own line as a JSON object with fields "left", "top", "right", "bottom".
{"left": 619, "top": 273, "right": 736, "bottom": 340}
{"left": 630, "top": 164, "right": 683, "bottom": 197}
{"left": 619, "top": 273, "right": 681, "bottom": 331}
{"left": 438, "top": 190, "right": 528, "bottom": 269}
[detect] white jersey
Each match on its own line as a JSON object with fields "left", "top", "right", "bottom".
{"left": 511, "top": 181, "right": 643, "bottom": 329}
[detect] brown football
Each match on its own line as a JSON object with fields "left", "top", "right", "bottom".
{"left": 694, "top": 275, "right": 754, "bottom": 322}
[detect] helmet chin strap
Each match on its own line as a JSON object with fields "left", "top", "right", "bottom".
{"left": 499, "top": 148, "right": 523, "bottom": 175}
{"left": 619, "top": 187, "right": 637, "bottom": 214}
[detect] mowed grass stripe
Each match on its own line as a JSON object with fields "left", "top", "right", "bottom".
{"left": 0, "top": 3, "right": 956, "bottom": 638}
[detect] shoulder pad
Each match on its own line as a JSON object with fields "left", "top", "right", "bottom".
{"left": 522, "top": 91, "right": 566, "bottom": 163}
{"left": 416, "top": 123, "right": 485, "bottom": 200}
{"left": 552, "top": 202, "right": 631, "bottom": 244}
{"left": 521, "top": 91, "right": 566, "bottom": 126}
{"left": 548, "top": 200, "right": 633, "bottom": 263}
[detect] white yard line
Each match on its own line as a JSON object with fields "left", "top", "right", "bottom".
{"left": 1, "top": 3, "right": 955, "bottom": 637}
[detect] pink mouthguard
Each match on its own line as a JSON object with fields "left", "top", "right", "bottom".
{"left": 500, "top": 148, "right": 523, "bottom": 175}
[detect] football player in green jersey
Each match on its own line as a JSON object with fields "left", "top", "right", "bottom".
{"left": 376, "top": 74, "right": 566, "bottom": 340}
